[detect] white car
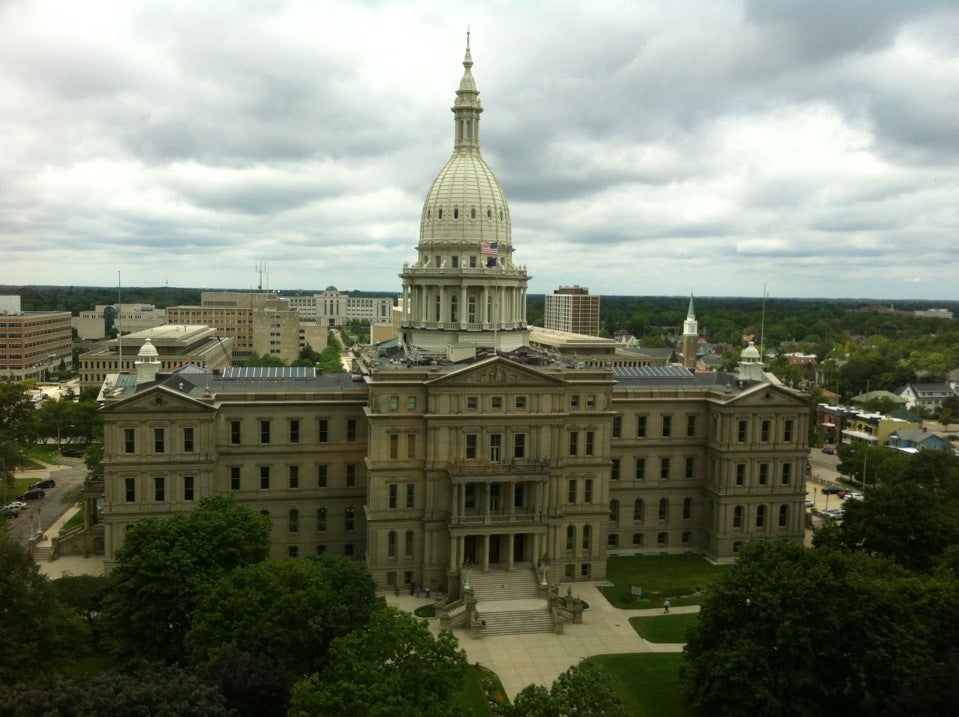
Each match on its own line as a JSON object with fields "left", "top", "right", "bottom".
{"left": 5, "top": 500, "right": 28, "bottom": 511}
{"left": 843, "top": 492, "right": 864, "bottom": 501}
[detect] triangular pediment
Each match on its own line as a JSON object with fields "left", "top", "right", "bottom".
{"left": 101, "top": 385, "right": 215, "bottom": 415}
{"left": 723, "top": 382, "right": 807, "bottom": 408}
{"left": 428, "top": 356, "right": 565, "bottom": 388}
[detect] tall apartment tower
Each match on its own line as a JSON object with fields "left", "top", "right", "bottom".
{"left": 681, "top": 295, "right": 699, "bottom": 369}
{"left": 544, "top": 286, "right": 601, "bottom": 336}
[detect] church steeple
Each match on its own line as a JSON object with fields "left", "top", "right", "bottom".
{"left": 452, "top": 31, "right": 483, "bottom": 152}
{"left": 682, "top": 294, "right": 698, "bottom": 370}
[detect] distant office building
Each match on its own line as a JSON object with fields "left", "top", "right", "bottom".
{"left": 73, "top": 304, "right": 168, "bottom": 340}
{"left": 78, "top": 325, "right": 234, "bottom": 388}
{"left": 165, "top": 292, "right": 313, "bottom": 364}
{"left": 544, "top": 286, "right": 600, "bottom": 336}
{"left": 914, "top": 308, "right": 953, "bottom": 320}
{"left": 282, "top": 288, "right": 394, "bottom": 327}
{"left": 0, "top": 296, "right": 72, "bottom": 381}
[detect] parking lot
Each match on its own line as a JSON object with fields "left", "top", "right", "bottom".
{"left": 3, "top": 457, "right": 89, "bottom": 547}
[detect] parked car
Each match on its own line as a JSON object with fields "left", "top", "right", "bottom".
{"left": 821, "top": 446, "right": 835, "bottom": 454}
{"left": 29, "top": 477, "right": 56, "bottom": 490}
{"left": 804, "top": 498, "right": 815, "bottom": 508}
{"left": 60, "top": 445, "right": 87, "bottom": 457}
{"left": 1, "top": 506, "right": 19, "bottom": 519}
{"left": 6, "top": 500, "right": 28, "bottom": 511}
{"left": 821, "top": 485, "right": 843, "bottom": 495}
{"left": 824, "top": 508, "right": 845, "bottom": 520}
{"left": 843, "top": 492, "right": 864, "bottom": 501}
{"left": 17, "top": 488, "right": 45, "bottom": 501}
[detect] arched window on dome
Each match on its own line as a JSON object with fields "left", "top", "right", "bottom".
{"left": 450, "top": 295, "right": 458, "bottom": 322}
{"left": 499, "top": 209, "right": 503, "bottom": 220}
{"left": 438, "top": 208, "right": 443, "bottom": 219}
{"left": 453, "top": 207, "right": 459, "bottom": 219}
{"left": 435, "top": 295, "right": 441, "bottom": 322}
{"left": 427, "top": 207, "right": 431, "bottom": 219}
{"left": 487, "top": 208, "right": 492, "bottom": 220}
{"left": 468, "top": 296, "right": 477, "bottom": 323}
{"left": 470, "top": 207, "right": 476, "bottom": 219}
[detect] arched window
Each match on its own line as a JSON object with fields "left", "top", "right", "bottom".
{"left": 427, "top": 207, "right": 431, "bottom": 219}
{"left": 405, "top": 530, "right": 414, "bottom": 557}
{"left": 566, "top": 525, "right": 575, "bottom": 551}
{"left": 683, "top": 497, "right": 692, "bottom": 519}
{"left": 453, "top": 206, "right": 459, "bottom": 219}
{"left": 778, "top": 504, "right": 788, "bottom": 527}
{"left": 582, "top": 524, "right": 591, "bottom": 550}
{"left": 468, "top": 296, "right": 477, "bottom": 323}
{"left": 435, "top": 295, "right": 441, "bottom": 321}
{"left": 609, "top": 499, "right": 619, "bottom": 522}
{"left": 450, "top": 295, "right": 458, "bottom": 322}
{"left": 288, "top": 508, "right": 299, "bottom": 533}
{"left": 487, "top": 208, "right": 492, "bottom": 220}
{"left": 756, "top": 505, "right": 766, "bottom": 527}
{"left": 387, "top": 530, "right": 396, "bottom": 558}
{"left": 470, "top": 207, "right": 476, "bottom": 219}
{"left": 658, "top": 498, "right": 669, "bottom": 521}
{"left": 345, "top": 507, "right": 355, "bottom": 531}
{"left": 633, "top": 498, "right": 644, "bottom": 521}
{"left": 733, "top": 505, "right": 743, "bottom": 528}
{"left": 317, "top": 508, "right": 326, "bottom": 532}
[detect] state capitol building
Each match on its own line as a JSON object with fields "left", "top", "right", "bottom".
{"left": 96, "top": 39, "right": 810, "bottom": 595}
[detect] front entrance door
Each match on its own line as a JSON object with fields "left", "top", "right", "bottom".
{"left": 513, "top": 533, "right": 526, "bottom": 562}
{"left": 464, "top": 535, "right": 477, "bottom": 565}
{"left": 489, "top": 535, "right": 501, "bottom": 564}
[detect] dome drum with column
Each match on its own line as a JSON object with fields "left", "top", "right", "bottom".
{"left": 400, "top": 34, "right": 530, "bottom": 358}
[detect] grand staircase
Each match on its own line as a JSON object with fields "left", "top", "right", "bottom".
{"left": 466, "top": 564, "right": 555, "bottom": 636}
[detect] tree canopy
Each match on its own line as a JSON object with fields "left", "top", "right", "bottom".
{"left": 682, "top": 540, "right": 959, "bottom": 717}
{"left": 288, "top": 607, "right": 468, "bottom": 717}
{"left": 508, "top": 661, "right": 630, "bottom": 717}
{"left": 185, "top": 554, "right": 377, "bottom": 675}
{"left": 100, "top": 495, "right": 271, "bottom": 664}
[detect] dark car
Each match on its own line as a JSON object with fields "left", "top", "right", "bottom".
{"left": 60, "top": 446, "right": 87, "bottom": 457}
{"left": 29, "top": 477, "right": 56, "bottom": 490}
{"left": 821, "top": 485, "right": 843, "bottom": 495}
{"left": 17, "top": 488, "right": 45, "bottom": 501}
{"left": 1, "top": 506, "right": 19, "bottom": 519}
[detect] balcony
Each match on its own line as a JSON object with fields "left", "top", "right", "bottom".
{"left": 447, "top": 458, "right": 553, "bottom": 479}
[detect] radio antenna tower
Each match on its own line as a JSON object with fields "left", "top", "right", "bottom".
{"left": 256, "top": 262, "right": 267, "bottom": 291}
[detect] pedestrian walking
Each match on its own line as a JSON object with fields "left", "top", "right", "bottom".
{"left": 664, "top": 599, "right": 670, "bottom": 614}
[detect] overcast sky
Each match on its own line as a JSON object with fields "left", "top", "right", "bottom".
{"left": 2, "top": 0, "right": 957, "bottom": 299}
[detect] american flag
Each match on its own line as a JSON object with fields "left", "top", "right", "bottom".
{"left": 480, "top": 241, "right": 498, "bottom": 256}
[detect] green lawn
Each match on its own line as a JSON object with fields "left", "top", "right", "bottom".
{"left": 587, "top": 653, "right": 693, "bottom": 717}
{"left": 600, "top": 554, "right": 729, "bottom": 609}
{"left": 451, "top": 664, "right": 506, "bottom": 716}
{"left": 630, "top": 613, "right": 699, "bottom": 643}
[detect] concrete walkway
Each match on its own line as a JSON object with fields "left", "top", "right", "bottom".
{"left": 386, "top": 583, "right": 699, "bottom": 699}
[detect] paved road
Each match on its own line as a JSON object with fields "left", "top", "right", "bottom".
{"left": 4, "top": 458, "right": 88, "bottom": 546}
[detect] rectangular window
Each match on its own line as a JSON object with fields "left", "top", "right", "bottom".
{"left": 289, "top": 420, "right": 300, "bottom": 444}
{"left": 230, "top": 421, "right": 241, "bottom": 445}
{"left": 515, "top": 395, "right": 527, "bottom": 409}
{"left": 388, "top": 396, "right": 399, "bottom": 411}
{"left": 466, "top": 434, "right": 478, "bottom": 460}
{"left": 404, "top": 531, "right": 414, "bottom": 557}
{"left": 389, "top": 484, "right": 397, "bottom": 508}
{"left": 389, "top": 434, "right": 399, "bottom": 459}
{"left": 183, "top": 427, "right": 194, "bottom": 453}
{"left": 686, "top": 415, "right": 696, "bottom": 437}
{"left": 407, "top": 396, "right": 417, "bottom": 410}
{"left": 586, "top": 394, "right": 596, "bottom": 408}
{"left": 124, "top": 428, "right": 135, "bottom": 454}
{"left": 585, "top": 431, "right": 595, "bottom": 456}
{"left": 154, "top": 476, "right": 165, "bottom": 502}
{"left": 489, "top": 434, "right": 502, "bottom": 462}
{"left": 738, "top": 420, "right": 748, "bottom": 443}
{"left": 230, "top": 466, "right": 240, "bottom": 491}
{"left": 759, "top": 463, "right": 769, "bottom": 485}
{"left": 344, "top": 544, "right": 354, "bottom": 557}
{"left": 317, "top": 464, "right": 328, "bottom": 488}
{"left": 125, "top": 477, "right": 135, "bottom": 502}
{"left": 567, "top": 479, "right": 577, "bottom": 503}
{"left": 610, "top": 458, "right": 620, "bottom": 481}
{"left": 288, "top": 546, "right": 299, "bottom": 558}
{"left": 635, "top": 458, "right": 645, "bottom": 480}
{"left": 660, "top": 457, "right": 670, "bottom": 480}
{"left": 685, "top": 457, "right": 695, "bottom": 479}
{"left": 682, "top": 531, "right": 691, "bottom": 544}
{"left": 406, "top": 483, "right": 415, "bottom": 509}
{"left": 735, "top": 463, "right": 745, "bottom": 486}
{"left": 407, "top": 434, "right": 416, "bottom": 458}
{"left": 637, "top": 416, "right": 647, "bottom": 438}
{"left": 259, "top": 466, "right": 270, "bottom": 490}
{"left": 571, "top": 395, "right": 580, "bottom": 408}
{"left": 662, "top": 415, "right": 672, "bottom": 438}
{"left": 467, "top": 396, "right": 478, "bottom": 409}
{"left": 183, "top": 476, "right": 194, "bottom": 501}
{"left": 289, "top": 465, "right": 299, "bottom": 489}
{"left": 289, "top": 509, "right": 299, "bottom": 533}
{"left": 491, "top": 396, "right": 503, "bottom": 409}
{"left": 784, "top": 420, "right": 794, "bottom": 442}
{"left": 761, "top": 420, "right": 770, "bottom": 442}
{"left": 513, "top": 433, "right": 526, "bottom": 459}
{"left": 657, "top": 532, "right": 668, "bottom": 546}
{"left": 317, "top": 508, "right": 327, "bottom": 532}
{"left": 260, "top": 420, "right": 271, "bottom": 444}
{"left": 612, "top": 416, "right": 622, "bottom": 438}
{"left": 154, "top": 428, "right": 165, "bottom": 453}
{"left": 387, "top": 531, "right": 396, "bottom": 558}
{"left": 318, "top": 419, "right": 329, "bottom": 443}
{"left": 683, "top": 497, "right": 692, "bottom": 519}
{"left": 346, "top": 464, "right": 356, "bottom": 487}
{"left": 347, "top": 419, "right": 357, "bottom": 441}
{"left": 585, "top": 478, "right": 593, "bottom": 503}
{"left": 781, "top": 463, "right": 792, "bottom": 485}
{"left": 569, "top": 431, "right": 578, "bottom": 456}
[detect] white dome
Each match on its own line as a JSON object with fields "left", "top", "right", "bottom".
{"left": 138, "top": 338, "right": 159, "bottom": 359}
{"left": 742, "top": 341, "right": 760, "bottom": 360}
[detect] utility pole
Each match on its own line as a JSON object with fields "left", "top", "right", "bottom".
{"left": 255, "top": 262, "right": 267, "bottom": 291}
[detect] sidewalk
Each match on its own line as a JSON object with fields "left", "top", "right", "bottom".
{"left": 385, "top": 582, "right": 698, "bottom": 699}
